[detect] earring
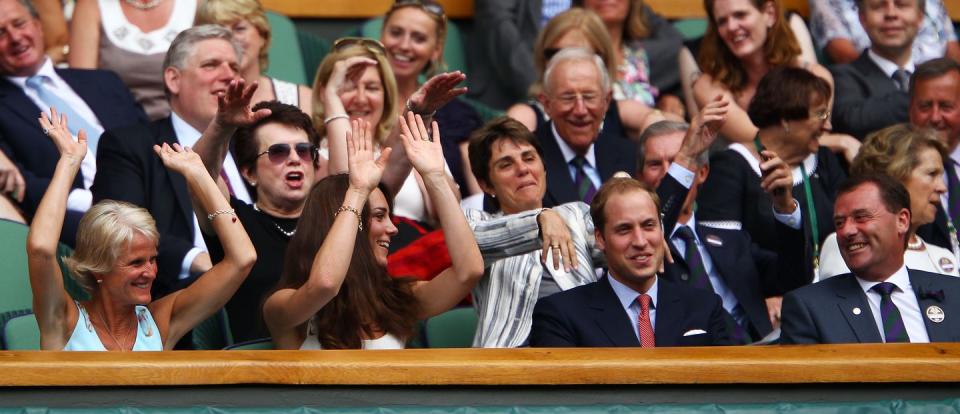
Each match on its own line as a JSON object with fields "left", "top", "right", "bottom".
{"left": 96, "top": 279, "right": 102, "bottom": 284}
{"left": 249, "top": 181, "right": 257, "bottom": 187}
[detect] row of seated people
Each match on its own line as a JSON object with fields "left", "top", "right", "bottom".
{"left": 1, "top": 0, "right": 960, "bottom": 349}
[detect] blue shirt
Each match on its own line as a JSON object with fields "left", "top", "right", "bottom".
{"left": 608, "top": 273, "right": 658, "bottom": 341}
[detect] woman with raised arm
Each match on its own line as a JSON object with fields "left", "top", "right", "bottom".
{"left": 263, "top": 114, "right": 483, "bottom": 349}
{"left": 27, "top": 108, "right": 256, "bottom": 351}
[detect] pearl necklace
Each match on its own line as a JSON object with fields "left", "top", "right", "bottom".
{"left": 907, "top": 236, "right": 924, "bottom": 251}
{"left": 123, "top": 0, "right": 163, "bottom": 10}
{"left": 253, "top": 203, "right": 296, "bottom": 237}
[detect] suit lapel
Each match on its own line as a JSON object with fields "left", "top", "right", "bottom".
{"left": 0, "top": 78, "right": 44, "bottom": 132}
{"left": 909, "top": 271, "right": 950, "bottom": 342}
{"left": 590, "top": 276, "right": 641, "bottom": 347}
{"left": 158, "top": 119, "right": 194, "bottom": 230}
{"left": 57, "top": 70, "right": 109, "bottom": 129}
{"left": 835, "top": 275, "right": 884, "bottom": 342}
{"left": 539, "top": 123, "right": 578, "bottom": 206}
{"left": 853, "top": 53, "right": 896, "bottom": 91}
{"left": 653, "top": 280, "right": 684, "bottom": 346}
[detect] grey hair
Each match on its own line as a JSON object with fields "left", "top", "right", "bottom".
{"left": 542, "top": 47, "right": 611, "bottom": 95}
{"left": 636, "top": 120, "right": 709, "bottom": 170}
{"left": 16, "top": 0, "right": 38, "bottom": 18}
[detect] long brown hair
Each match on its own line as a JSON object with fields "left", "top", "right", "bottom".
{"left": 275, "top": 174, "right": 419, "bottom": 349}
{"left": 698, "top": 0, "right": 800, "bottom": 93}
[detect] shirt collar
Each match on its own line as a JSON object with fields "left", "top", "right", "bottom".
{"left": 608, "top": 272, "right": 658, "bottom": 310}
{"left": 670, "top": 213, "right": 697, "bottom": 240}
{"left": 855, "top": 263, "right": 911, "bottom": 294}
{"left": 5, "top": 57, "right": 54, "bottom": 88}
{"left": 171, "top": 111, "right": 202, "bottom": 147}
{"left": 550, "top": 122, "right": 596, "bottom": 167}
{"left": 867, "top": 49, "right": 915, "bottom": 78}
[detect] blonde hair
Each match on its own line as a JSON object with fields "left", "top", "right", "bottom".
{"left": 852, "top": 125, "right": 948, "bottom": 183}
{"left": 63, "top": 200, "right": 159, "bottom": 294}
{"left": 311, "top": 45, "right": 399, "bottom": 145}
{"left": 195, "top": 0, "right": 272, "bottom": 73}
{"left": 530, "top": 8, "right": 616, "bottom": 97}
{"left": 382, "top": 2, "right": 448, "bottom": 77}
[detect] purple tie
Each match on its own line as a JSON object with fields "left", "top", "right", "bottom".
{"left": 571, "top": 156, "right": 597, "bottom": 203}
{"left": 870, "top": 282, "right": 910, "bottom": 343}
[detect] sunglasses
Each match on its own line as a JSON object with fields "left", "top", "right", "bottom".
{"left": 333, "top": 37, "right": 387, "bottom": 55}
{"left": 391, "top": 0, "right": 445, "bottom": 18}
{"left": 256, "top": 143, "right": 319, "bottom": 163}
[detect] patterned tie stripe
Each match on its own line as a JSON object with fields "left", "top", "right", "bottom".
{"left": 636, "top": 294, "right": 655, "bottom": 348}
{"left": 871, "top": 282, "right": 909, "bottom": 343}
{"left": 571, "top": 156, "right": 597, "bottom": 204}
{"left": 674, "top": 226, "right": 714, "bottom": 291}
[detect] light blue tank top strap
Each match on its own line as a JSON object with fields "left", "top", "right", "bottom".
{"left": 63, "top": 301, "right": 163, "bottom": 351}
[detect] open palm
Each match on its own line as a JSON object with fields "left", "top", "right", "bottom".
{"left": 38, "top": 107, "right": 87, "bottom": 162}
{"left": 398, "top": 112, "right": 444, "bottom": 177}
{"left": 347, "top": 119, "right": 391, "bottom": 193}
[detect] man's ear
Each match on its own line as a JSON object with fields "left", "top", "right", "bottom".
{"left": 695, "top": 164, "right": 710, "bottom": 186}
{"left": 897, "top": 207, "right": 911, "bottom": 237}
{"left": 164, "top": 67, "right": 181, "bottom": 96}
{"left": 594, "top": 227, "right": 606, "bottom": 251}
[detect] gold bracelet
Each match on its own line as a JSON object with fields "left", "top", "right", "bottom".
{"left": 207, "top": 208, "right": 236, "bottom": 221}
{"left": 336, "top": 205, "right": 363, "bottom": 231}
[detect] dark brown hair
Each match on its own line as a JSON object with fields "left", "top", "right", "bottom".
{"left": 910, "top": 57, "right": 960, "bottom": 97}
{"left": 468, "top": 117, "right": 545, "bottom": 211}
{"left": 698, "top": 0, "right": 801, "bottom": 93}
{"left": 836, "top": 174, "right": 911, "bottom": 216}
{"left": 275, "top": 174, "right": 419, "bottom": 349}
{"left": 747, "top": 66, "right": 831, "bottom": 128}
{"left": 234, "top": 100, "right": 321, "bottom": 175}
{"left": 590, "top": 177, "right": 660, "bottom": 233}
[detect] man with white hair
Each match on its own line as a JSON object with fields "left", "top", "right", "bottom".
{"left": 536, "top": 47, "right": 637, "bottom": 207}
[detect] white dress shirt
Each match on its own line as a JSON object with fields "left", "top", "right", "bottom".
{"left": 551, "top": 123, "right": 601, "bottom": 190}
{"left": 855, "top": 264, "right": 931, "bottom": 343}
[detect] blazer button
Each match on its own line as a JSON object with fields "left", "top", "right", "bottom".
{"left": 680, "top": 273, "right": 689, "bottom": 281}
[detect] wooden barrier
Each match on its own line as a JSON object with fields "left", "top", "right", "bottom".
{"left": 2, "top": 343, "right": 959, "bottom": 387}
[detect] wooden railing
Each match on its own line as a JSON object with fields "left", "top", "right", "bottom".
{"left": 2, "top": 343, "right": 959, "bottom": 386}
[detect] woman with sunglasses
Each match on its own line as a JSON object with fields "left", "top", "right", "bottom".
{"left": 191, "top": 81, "right": 319, "bottom": 342}
{"left": 29, "top": 107, "right": 256, "bottom": 350}
{"left": 506, "top": 8, "right": 668, "bottom": 139}
{"left": 263, "top": 115, "right": 484, "bottom": 349}
{"left": 196, "top": 0, "right": 313, "bottom": 114}
{"left": 314, "top": 37, "right": 465, "bottom": 234}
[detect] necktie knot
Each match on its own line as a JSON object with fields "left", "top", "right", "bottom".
{"left": 871, "top": 281, "right": 899, "bottom": 297}
{"left": 637, "top": 293, "right": 651, "bottom": 311}
{"left": 25, "top": 75, "right": 47, "bottom": 90}
{"left": 674, "top": 225, "right": 696, "bottom": 242}
{"left": 892, "top": 69, "right": 911, "bottom": 92}
{"left": 570, "top": 156, "right": 587, "bottom": 168}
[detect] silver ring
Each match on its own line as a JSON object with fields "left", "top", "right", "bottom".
{"left": 42, "top": 128, "right": 50, "bottom": 136}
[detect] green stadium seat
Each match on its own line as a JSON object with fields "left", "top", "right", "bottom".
{"left": 192, "top": 308, "right": 234, "bottom": 350}
{"left": 297, "top": 29, "right": 330, "bottom": 85}
{"left": 265, "top": 11, "right": 307, "bottom": 85}
{"left": 424, "top": 307, "right": 477, "bottom": 348}
{"left": 2, "top": 312, "right": 40, "bottom": 350}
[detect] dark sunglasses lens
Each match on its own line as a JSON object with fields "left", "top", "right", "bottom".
{"left": 266, "top": 144, "right": 291, "bottom": 163}
{"left": 294, "top": 143, "right": 317, "bottom": 161}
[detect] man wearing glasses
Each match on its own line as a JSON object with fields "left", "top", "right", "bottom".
{"left": 537, "top": 47, "right": 637, "bottom": 207}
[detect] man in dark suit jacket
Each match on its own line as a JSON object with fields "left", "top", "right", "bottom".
{"left": 912, "top": 58, "right": 960, "bottom": 254}
{"left": 529, "top": 178, "right": 732, "bottom": 347}
{"left": 92, "top": 25, "right": 250, "bottom": 297}
{"left": 0, "top": 0, "right": 146, "bottom": 241}
{"left": 782, "top": 175, "right": 960, "bottom": 344}
{"left": 829, "top": 0, "right": 923, "bottom": 139}
{"left": 470, "top": 0, "right": 543, "bottom": 110}
{"left": 536, "top": 48, "right": 637, "bottom": 208}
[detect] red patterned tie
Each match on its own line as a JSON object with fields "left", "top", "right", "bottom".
{"left": 637, "top": 294, "right": 655, "bottom": 347}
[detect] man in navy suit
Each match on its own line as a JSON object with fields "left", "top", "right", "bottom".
{"left": 782, "top": 174, "right": 960, "bottom": 344}
{"left": 830, "top": 0, "right": 923, "bottom": 139}
{"left": 638, "top": 112, "right": 785, "bottom": 343}
{"left": 92, "top": 25, "right": 251, "bottom": 297}
{"left": 0, "top": 0, "right": 146, "bottom": 241}
{"left": 529, "top": 178, "right": 732, "bottom": 347}
{"left": 535, "top": 48, "right": 637, "bottom": 208}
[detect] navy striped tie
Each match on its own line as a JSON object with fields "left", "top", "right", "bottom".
{"left": 871, "top": 282, "right": 910, "bottom": 343}
{"left": 571, "top": 156, "right": 596, "bottom": 203}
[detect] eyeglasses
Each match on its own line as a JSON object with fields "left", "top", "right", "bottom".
{"left": 390, "top": 0, "right": 445, "bottom": 18}
{"left": 812, "top": 109, "right": 830, "bottom": 121}
{"left": 333, "top": 37, "right": 387, "bottom": 56}
{"left": 256, "top": 143, "right": 319, "bottom": 163}
{"left": 552, "top": 92, "right": 603, "bottom": 110}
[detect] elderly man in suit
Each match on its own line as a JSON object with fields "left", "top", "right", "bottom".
{"left": 92, "top": 25, "right": 251, "bottom": 298}
{"left": 830, "top": 0, "right": 924, "bottom": 139}
{"left": 0, "top": 0, "right": 146, "bottom": 240}
{"left": 912, "top": 58, "right": 960, "bottom": 256}
{"left": 782, "top": 174, "right": 960, "bottom": 344}
{"left": 536, "top": 48, "right": 637, "bottom": 208}
{"left": 529, "top": 177, "right": 732, "bottom": 347}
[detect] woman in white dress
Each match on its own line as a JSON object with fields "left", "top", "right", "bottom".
{"left": 263, "top": 115, "right": 482, "bottom": 350}
{"left": 819, "top": 124, "right": 959, "bottom": 279}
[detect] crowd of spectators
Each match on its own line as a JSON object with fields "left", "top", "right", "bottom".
{"left": 2, "top": 0, "right": 960, "bottom": 351}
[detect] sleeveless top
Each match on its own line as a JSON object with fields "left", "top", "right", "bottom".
{"left": 299, "top": 316, "right": 405, "bottom": 350}
{"left": 270, "top": 77, "right": 299, "bottom": 106}
{"left": 64, "top": 301, "right": 163, "bottom": 351}
{"left": 97, "top": 0, "right": 196, "bottom": 120}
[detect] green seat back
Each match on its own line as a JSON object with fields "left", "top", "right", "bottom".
{"left": 265, "top": 11, "right": 307, "bottom": 85}
{"left": 297, "top": 30, "right": 330, "bottom": 85}
{"left": 192, "top": 308, "right": 233, "bottom": 350}
{"left": 0, "top": 220, "right": 32, "bottom": 315}
{"left": 424, "top": 307, "right": 477, "bottom": 348}
{"left": 3, "top": 313, "right": 40, "bottom": 350}
{"left": 673, "top": 19, "right": 708, "bottom": 40}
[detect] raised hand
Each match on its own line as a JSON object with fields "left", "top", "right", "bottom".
{"left": 325, "top": 56, "right": 378, "bottom": 97}
{"left": 398, "top": 112, "right": 445, "bottom": 178}
{"left": 215, "top": 77, "right": 271, "bottom": 128}
{"left": 759, "top": 150, "right": 796, "bottom": 214}
{"left": 154, "top": 143, "right": 205, "bottom": 177}
{"left": 682, "top": 94, "right": 729, "bottom": 156}
{"left": 406, "top": 71, "right": 467, "bottom": 115}
{"left": 346, "top": 119, "right": 391, "bottom": 193}
{"left": 38, "top": 107, "right": 87, "bottom": 164}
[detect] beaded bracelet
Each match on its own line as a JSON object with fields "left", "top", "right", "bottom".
{"left": 323, "top": 113, "right": 349, "bottom": 125}
{"left": 336, "top": 205, "right": 363, "bottom": 231}
{"left": 207, "top": 208, "right": 236, "bottom": 221}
